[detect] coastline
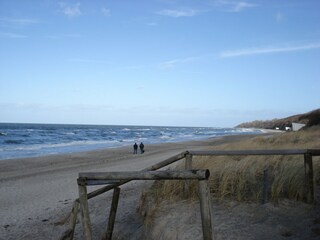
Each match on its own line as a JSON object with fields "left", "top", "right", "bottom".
{"left": 0, "top": 132, "right": 273, "bottom": 240}
{"left": 0, "top": 123, "right": 263, "bottom": 161}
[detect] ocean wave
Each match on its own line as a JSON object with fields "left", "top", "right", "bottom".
{"left": 64, "top": 132, "right": 76, "bottom": 135}
{"left": 5, "top": 140, "right": 119, "bottom": 152}
{"left": 160, "top": 135, "right": 171, "bottom": 139}
{"left": 0, "top": 123, "right": 263, "bottom": 160}
{"left": 120, "top": 138, "right": 136, "bottom": 142}
{"left": 4, "top": 139, "right": 24, "bottom": 144}
{"left": 136, "top": 128, "right": 151, "bottom": 131}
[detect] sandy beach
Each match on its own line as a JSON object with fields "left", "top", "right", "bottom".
{"left": 1, "top": 133, "right": 319, "bottom": 240}
{"left": 0, "top": 135, "right": 233, "bottom": 240}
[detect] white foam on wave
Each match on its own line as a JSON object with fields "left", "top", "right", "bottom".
{"left": 234, "top": 128, "right": 261, "bottom": 133}
{"left": 64, "top": 132, "right": 76, "bottom": 135}
{"left": 5, "top": 139, "right": 120, "bottom": 152}
{"left": 120, "top": 138, "right": 135, "bottom": 142}
{"left": 136, "top": 128, "right": 151, "bottom": 131}
{"left": 160, "top": 135, "right": 171, "bottom": 139}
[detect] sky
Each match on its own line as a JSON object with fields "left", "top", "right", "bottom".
{"left": 0, "top": 0, "right": 319, "bottom": 127}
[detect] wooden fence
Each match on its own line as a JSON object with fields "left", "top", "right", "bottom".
{"left": 78, "top": 170, "right": 212, "bottom": 240}
{"left": 59, "top": 149, "right": 320, "bottom": 240}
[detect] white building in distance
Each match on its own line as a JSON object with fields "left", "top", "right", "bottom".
{"left": 292, "top": 122, "right": 306, "bottom": 131}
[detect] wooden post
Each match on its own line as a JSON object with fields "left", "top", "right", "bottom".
{"left": 78, "top": 179, "right": 92, "bottom": 240}
{"left": 198, "top": 180, "right": 214, "bottom": 240}
{"left": 184, "top": 153, "right": 193, "bottom": 198}
{"left": 262, "top": 169, "right": 269, "bottom": 204}
{"left": 59, "top": 201, "right": 79, "bottom": 240}
{"left": 69, "top": 201, "right": 79, "bottom": 240}
{"left": 185, "top": 153, "right": 193, "bottom": 169}
{"left": 103, "top": 187, "right": 121, "bottom": 240}
{"left": 304, "top": 153, "right": 314, "bottom": 204}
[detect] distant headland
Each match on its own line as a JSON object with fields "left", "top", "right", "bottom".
{"left": 236, "top": 108, "right": 320, "bottom": 130}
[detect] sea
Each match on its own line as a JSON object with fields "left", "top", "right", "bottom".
{"left": 0, "top": 123, "right": 262, "bottom": 160}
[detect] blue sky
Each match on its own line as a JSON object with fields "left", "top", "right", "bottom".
{"left": 0, "top": 0, "right": 319, "bottom": 127}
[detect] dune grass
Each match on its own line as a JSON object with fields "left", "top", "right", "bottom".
{"left": 189, "top": 155, "right": 310, "bottom": 201}
{"left": 139, "top": 126, "right": 320, "bottom": 216}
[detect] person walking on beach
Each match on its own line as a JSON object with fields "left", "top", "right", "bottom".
{"left": 139, "top": 142, "right": 145, "bottom": 154}
{"left": 133, "top": 142, "right": 138, "bottom": 154}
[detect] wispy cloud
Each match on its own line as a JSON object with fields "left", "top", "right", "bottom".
{"left": 156, "top": 8, "right": 200, "bottom": 18}
{"left": 0, "top": 32, "right": 27, "bottom": 39}
{"left": 159, "top": 56, "right": 199, "bottom": 69}
{"left": 59, "top": 2, "right": 82, "bottom": 17}
{"left": 220, "top": 43, "right": 320, "bottom": 58}
{"left": 0, "top": 17, "right": 39, "bottom": 26}
{"left": 215, "top": 0, "right": 256, "bottom": 12}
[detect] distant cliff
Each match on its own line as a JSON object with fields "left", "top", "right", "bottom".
{"left": 236, "top": 108, "right": 320, "bottom": 130}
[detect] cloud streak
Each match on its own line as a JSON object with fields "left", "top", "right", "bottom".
{"left": 156, "top": 8, "right": 200, "bottom": 18}
{"left": 215, "top": 0, "right": 256, "bottom": 12}
{"left": 0, "top": 17, "right": 40, "bottom": 26}
{"left": 220, "top": 43, "right": 320, "bottom": 58}
{"left": 59, "top": 2, "right": 82, "bottom": 17}
{"left": 0, "top": 32, "right": 27, "bottom": 39}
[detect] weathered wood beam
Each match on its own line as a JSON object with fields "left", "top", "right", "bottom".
{"left": 143, "top": 151, "right": 189, "bottom": 170}
{"left": 304, "top": 153, "right": 314, "bottom": 204}
{"left": 103, "top": 187, "right": 121, "bottom": 240}
{"left": 307, "top": 149, "right": 320, "bottom": 156}
{"left": 189, "top": 149, "right": 310, "bottom": 156}
{"left": 184, "top": 153, "right": 193, "bottom": 198}
{"left": 58, "top": 201, "right": 79, "bottom": 240}
{"left": 198, "top": 179, "right": 214, "bottom": 240}
{"left": 185, "top": 153, "right": 193, "bottom": 170}
{"left": 78, "top": 180, "right": 92, "bottom": 240}
{"left": 79, "top": 169, "right": 210, "bottom": 182}
{"left": 84, "top": 151, "right": 188, "bottom": 200}
{"left": 262, "top": 169, "right": 269, "bottom": 204}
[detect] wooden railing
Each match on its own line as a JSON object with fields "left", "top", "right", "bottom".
{"left": 59, "top": 149, "right": 320, "bottom": 240}
{"left": 78, "top": 170, "right": 212, "bottom": 240}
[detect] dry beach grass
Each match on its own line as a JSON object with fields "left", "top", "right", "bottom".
{"left": 139, "top": 126, "right": 320, "bottom": 239}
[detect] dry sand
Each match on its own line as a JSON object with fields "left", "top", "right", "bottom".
{"left": 1, "top": 133, "right": 319, "bottom": 239}
{"left": 0, "top": 137, "right": 227, "bottom": 240}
